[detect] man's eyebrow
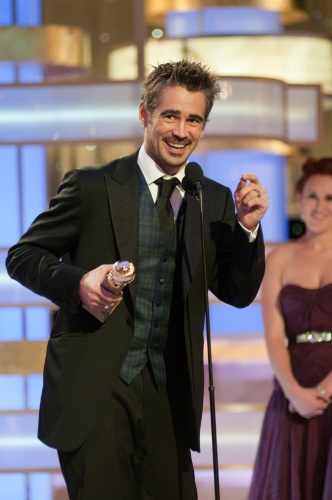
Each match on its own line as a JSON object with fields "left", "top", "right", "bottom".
{"left": 159, "top": 109, "right": 204, "bottom": 122}
{"left": 159, "top": 109, "right": 181, "bottom": 116}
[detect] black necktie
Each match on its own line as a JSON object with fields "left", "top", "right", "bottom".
{"left": 154, "top": 177, "right": 179, "bottom": 240}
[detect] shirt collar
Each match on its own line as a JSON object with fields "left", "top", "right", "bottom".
{"left": 137, "top": 145, "right": 186, "bottom": 185}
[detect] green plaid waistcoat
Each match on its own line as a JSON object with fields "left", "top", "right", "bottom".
{"left": 119, "top": 171, "right": 179, "bottom": 390}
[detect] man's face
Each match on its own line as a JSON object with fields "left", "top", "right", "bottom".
{"left": 139, "top": 85, "right": 206, "bottom": 175}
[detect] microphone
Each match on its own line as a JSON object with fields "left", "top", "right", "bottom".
{"left": 182, "top": 162, "right": 204, "bottom": 195}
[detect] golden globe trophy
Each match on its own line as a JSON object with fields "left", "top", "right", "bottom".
{"left": 83, "top": 260, "right": 135, "bottom": 322}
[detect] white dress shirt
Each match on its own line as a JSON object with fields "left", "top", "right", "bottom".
{"left": 137, "top": 146, "right": 185, "bottom": 219}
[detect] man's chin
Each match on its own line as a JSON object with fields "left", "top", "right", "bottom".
{"left": 162, "top": 160, "right": 187, "bottom": 173}
{"left": 164, "top": 152, "right": 189, "bottom": 168}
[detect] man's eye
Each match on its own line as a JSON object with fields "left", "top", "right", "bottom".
{"left": 189, "top": 118, "right": 203, "bottom": 126}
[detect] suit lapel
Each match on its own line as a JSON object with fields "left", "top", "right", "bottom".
{"left": 182, "top": 192, "right": 203, "bottom": 295}
{"left": 105, "top": 152, "right": 140, "bottom": 301}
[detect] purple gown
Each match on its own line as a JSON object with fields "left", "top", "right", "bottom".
{"left": 248, "top": 284, "right": 332, "bottom": 500}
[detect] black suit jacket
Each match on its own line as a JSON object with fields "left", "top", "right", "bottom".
{"left": 6, "top": 150, "right": 265, "bottom": 452}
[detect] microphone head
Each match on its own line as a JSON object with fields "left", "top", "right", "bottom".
{"left": 182, "top": 162, "right": 204, "bottom": 194}
{"left": 185, "top": 162, "right": 204, "bottom": 185}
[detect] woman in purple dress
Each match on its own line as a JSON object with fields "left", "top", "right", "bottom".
{"left": 248, "top": 157, "right": 332, "bottom": 500}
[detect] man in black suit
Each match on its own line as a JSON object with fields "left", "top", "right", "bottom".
{"left": 6, "top": 60, "right": 269, "bottom": 499}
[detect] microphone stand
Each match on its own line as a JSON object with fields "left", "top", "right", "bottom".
{"left": 196, "top": 182, "right": 220, "bottom": 500}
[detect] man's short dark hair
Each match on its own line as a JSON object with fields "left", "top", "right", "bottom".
{"left": 141, "top": 60, "right": 220, "bottom": 122}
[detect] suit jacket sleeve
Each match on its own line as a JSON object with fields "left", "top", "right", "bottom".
{"left": 6, "top": 169, "right": 88, "bottom": 313}
{"left": 207, "top": 183, "right": 265, "bottom": 308}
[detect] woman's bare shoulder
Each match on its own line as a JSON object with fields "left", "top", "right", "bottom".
{"left": 267, "top": 240, "right": 300, "bottom": 264}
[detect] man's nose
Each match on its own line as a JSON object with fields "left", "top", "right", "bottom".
{"left": 172, "top": 121, "right": 188, "bottom": 138}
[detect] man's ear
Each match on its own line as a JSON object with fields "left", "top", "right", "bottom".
{"left": 139, "top": 101, "right": 148, "bottom": 128}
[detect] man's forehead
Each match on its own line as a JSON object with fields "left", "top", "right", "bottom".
{"left": 156, "top": 86, "right": 207, "bottom": 115}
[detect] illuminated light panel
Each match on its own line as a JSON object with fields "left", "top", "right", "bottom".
{"left": 108, "top": 35, "right": 332, "bottom": 95}
{"left": 0, "top": 82, "right": 142, "bottom": 143}
{"left": 286, "top": 85, "right": 322, "bottom": 143}
{"left": 16, "top": 0, "right": 42, "bottom": 26}
{"left": 145, "top": 0, "right": 308, "bottom": 25}
{"left": 0, "top": 24, "right": 92, "bottom": 80}
{"left": 0, "top": 79, "right": 321, "bottom": 145}
{"left": 0, "top": 376, "right": 25, "bottom": 410}
{"left": 0, "top": 475, "right": 26, "bottom": 500}
{"left": 0, "top": 147, "right": 21, "bottom": 244}
{"left": 166, "top": 7, "right": 282, "bottom": 37}
{"left": 21, "top": 145, "right": 47, "bottom": 232}
{"left": 0, "top": 0, "right": 13, "bottom": 25}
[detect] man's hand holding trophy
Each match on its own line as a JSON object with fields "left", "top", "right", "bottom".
{"left": 82, "top": 260, "right": 135, "bottom": 322}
